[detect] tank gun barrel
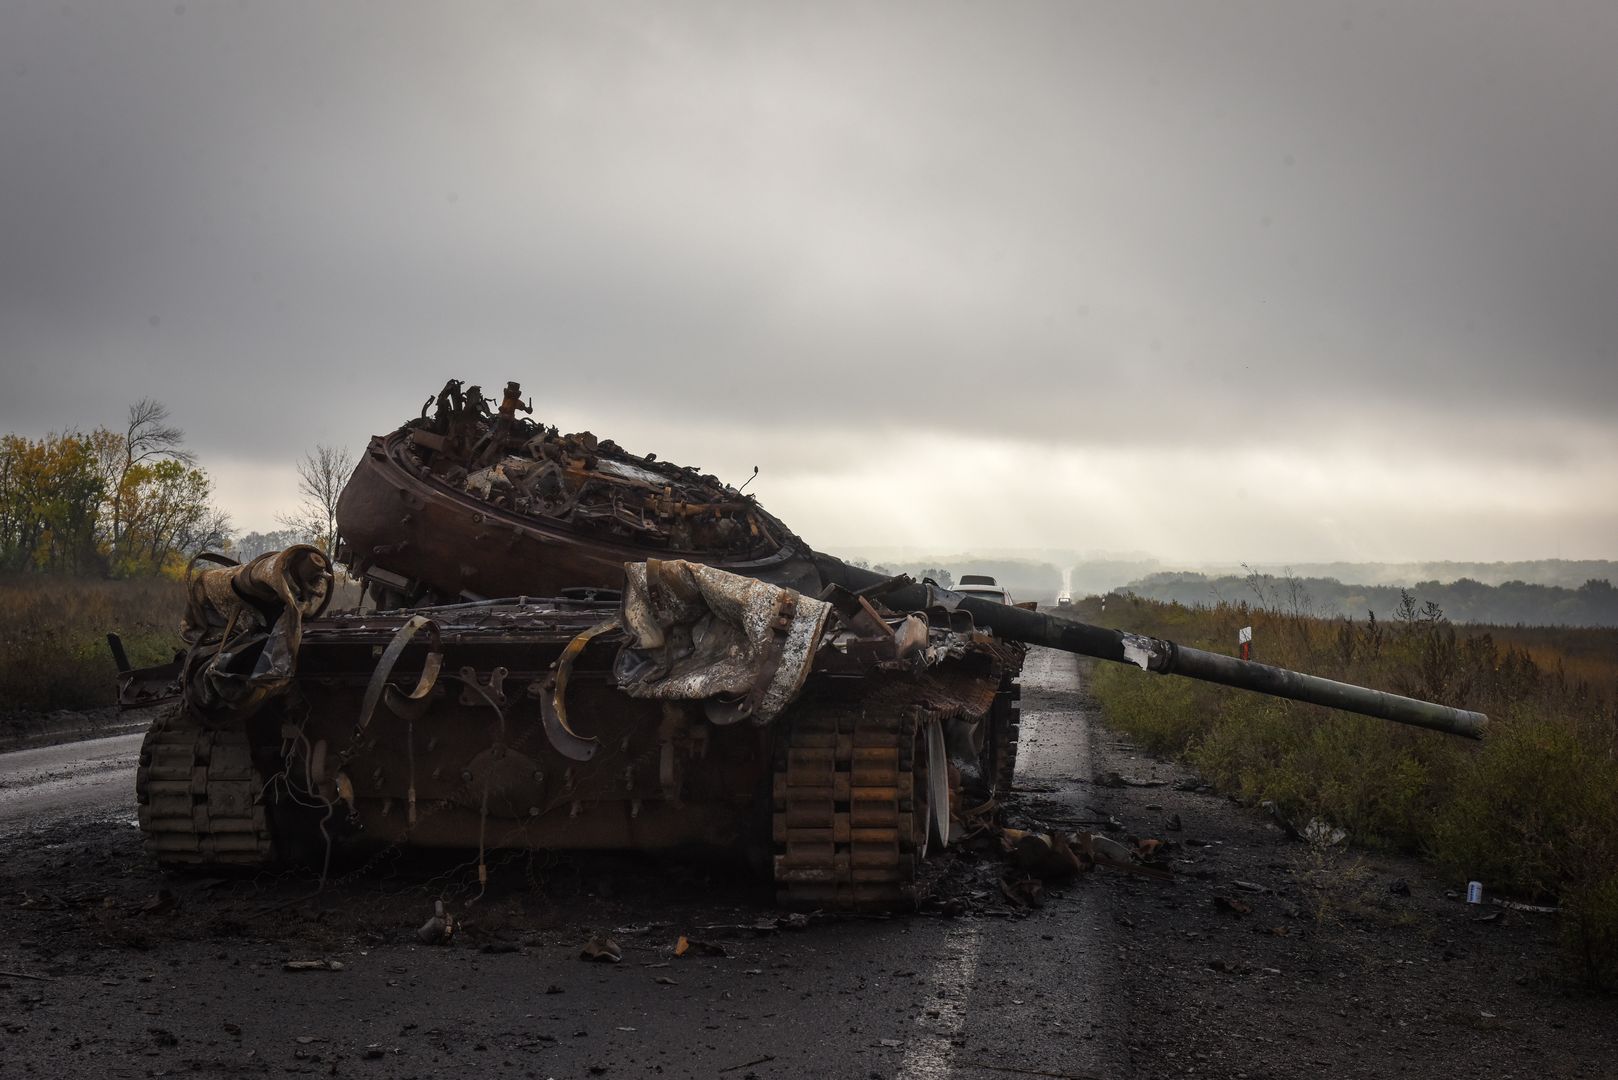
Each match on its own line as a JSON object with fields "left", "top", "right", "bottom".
{"left": 814, "top": 555, "right": 1487, "bottom": 740}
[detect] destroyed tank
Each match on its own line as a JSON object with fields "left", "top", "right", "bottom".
{"left": 115, "top": 380, "right": 1486, "bottom": 912}
{"left": 334, "top": 377, "right": 1033, "bottom": 804}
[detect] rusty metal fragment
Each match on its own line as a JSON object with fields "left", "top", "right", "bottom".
{"left": 616, "top": 559, "right": 832, "bottom": 723}
{"left": 177, "top": 545, "right": 333, "bottom": 715}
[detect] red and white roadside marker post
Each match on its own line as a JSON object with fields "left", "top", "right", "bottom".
{"left": 1238, "top": 625, "right": 1253, "bottom": 661}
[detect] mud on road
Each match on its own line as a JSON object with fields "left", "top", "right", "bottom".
{"left": 0, "top": 650, "right": 1611, "bottom": 1079}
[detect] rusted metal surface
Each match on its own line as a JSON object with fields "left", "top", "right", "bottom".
{"left": 336, "top": 379, "right": 821, "bottom": 606}
{"left": 616, "top": 559, "right": 833, "bottom": 723}
{"left": 111, "top": 643, "right": 182, "bottom": 710}
{"left": 177, "top": 545, "right": 334, "bottom": 715}
{"left": 135, "top": 556, "right": 1021, "bottom": 909}
{"left": 335, "top": 379, "right": 1482, "bottom": 739}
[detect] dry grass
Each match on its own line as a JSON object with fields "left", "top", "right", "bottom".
{"left": 1476, "top": 624, "right": 1618, "bottom": 705}
{"left": 0, "top": 575, "right": 186, "bottom": 713}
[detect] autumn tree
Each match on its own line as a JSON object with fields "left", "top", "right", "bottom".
{"left": 0, "top": 399, "right": 228, "bottom": 577}
{"left": 0, "top": 432, "right": 105, "bottom": 573}
{"left": 233, "top": 528, "right": 309, "bottom": 562}
{"left": 94, "top": 399, "right": 196, "bottom": 568}
{"left": 111, "top": 457, "right": 231, "bottom": 575}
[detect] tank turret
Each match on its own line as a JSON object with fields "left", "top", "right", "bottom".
{"left": 337, "top": 378, "right": 1487, "bottom": 740}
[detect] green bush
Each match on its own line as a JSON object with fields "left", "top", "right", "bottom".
{"left": 1086, "top": 662, "right": 1211, "bottom": 755}
{"left": 1431, "top": 709, "right": 1618, "bottom": 987}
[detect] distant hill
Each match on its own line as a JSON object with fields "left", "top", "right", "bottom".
{"left": 1189, "top": 560, "right": 1618, "bottom": 590}
{"left": 833, "top": 552, "right": 1618, "bottom": 622}
{"left": 1117, "top": 571, "right": 1618, "bottom": 627}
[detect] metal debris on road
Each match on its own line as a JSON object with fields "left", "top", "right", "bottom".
{"left": 417, "top": 900, "right": 453, "bottom": 945}
{"left": 282, "top": 958, "right": 343, "bottom": 972}
{"left": 580, "top": 936, "right": 623, "bottom": 963}
{"left": 675, "top": 936, "right": 728, "bottom": 958}
{"left": 1097, "top": 771, "right": 1168, "bottom": 788}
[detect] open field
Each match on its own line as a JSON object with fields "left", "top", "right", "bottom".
{"left": 0, "top": 574, "right": 364, "bottom": 725}
{"left": 0, "top": 576, "right": 186, "bottom": 717}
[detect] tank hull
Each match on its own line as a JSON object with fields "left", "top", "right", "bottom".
{"left": 134, "top": 561, "right": 1025, "bottom": 911}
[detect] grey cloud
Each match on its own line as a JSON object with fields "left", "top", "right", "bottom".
{"left": 1, "top": 1, "right": 1613, "bottom": 556}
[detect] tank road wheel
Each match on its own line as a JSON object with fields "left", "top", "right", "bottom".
{"left": 772, "top": 705, "right": 934, "bottom": 911}
{"left": 987, "top": 676, "right": 1022, "bottom": 798}
{"left": 136, "top": 721, "right": 274, "bottom": 869}
{"left": 922, "top": 714, "right": 951, "bottom": 850}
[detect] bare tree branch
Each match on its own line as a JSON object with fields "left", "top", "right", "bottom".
{"left": 282, "top": 444, "right": 355, "bottom": 559}
{"left": 124, "top": 399, "right": 196, "bottom": 468}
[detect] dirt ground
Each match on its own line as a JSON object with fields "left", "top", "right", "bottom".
{"left": 0, "top": 653, "right": 1612, "bottom": 1078}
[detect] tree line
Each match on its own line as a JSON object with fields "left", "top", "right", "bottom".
{"left": 0, "top": 400, "right": 228, "bottom": 576}
{"left": 0, "top": 401, "right": 352, "bottom": 577}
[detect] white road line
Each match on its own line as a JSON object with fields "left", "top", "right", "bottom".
{"left": 898, "top": 647, "right": 1089, "bottom": 1080}
{"left": 895, "top": 925, "right": 982, "bottom": 1080}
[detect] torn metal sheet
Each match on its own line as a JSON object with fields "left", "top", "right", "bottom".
{"left": 1119, "top": 632, "right": 1161, "bottom": 671}
{"left": 615, "top": 559, "right": 832, "bottom": 723}
{"left": 177, "top": 545, "right": 333, "bottom": 715}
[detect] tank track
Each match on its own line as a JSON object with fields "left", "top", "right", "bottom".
{"left": 772, "top": 704, "right": 928, "bottom": 911}
{"left": 989, "top": 676, "right": 1022, "bottom": 797}
{"left": 135, "top": 720, "right": 275, "bottom": 868}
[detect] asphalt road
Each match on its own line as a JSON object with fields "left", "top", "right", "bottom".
{"left": 0, "top": 730, "right": 142, "bottom": 832}
{"left": 0, "top": 649, "right": 1122, "bottom": 1079}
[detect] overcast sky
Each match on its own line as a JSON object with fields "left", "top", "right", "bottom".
{"left": 2, "top": 1, "right": 1614, "bottom": 564}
